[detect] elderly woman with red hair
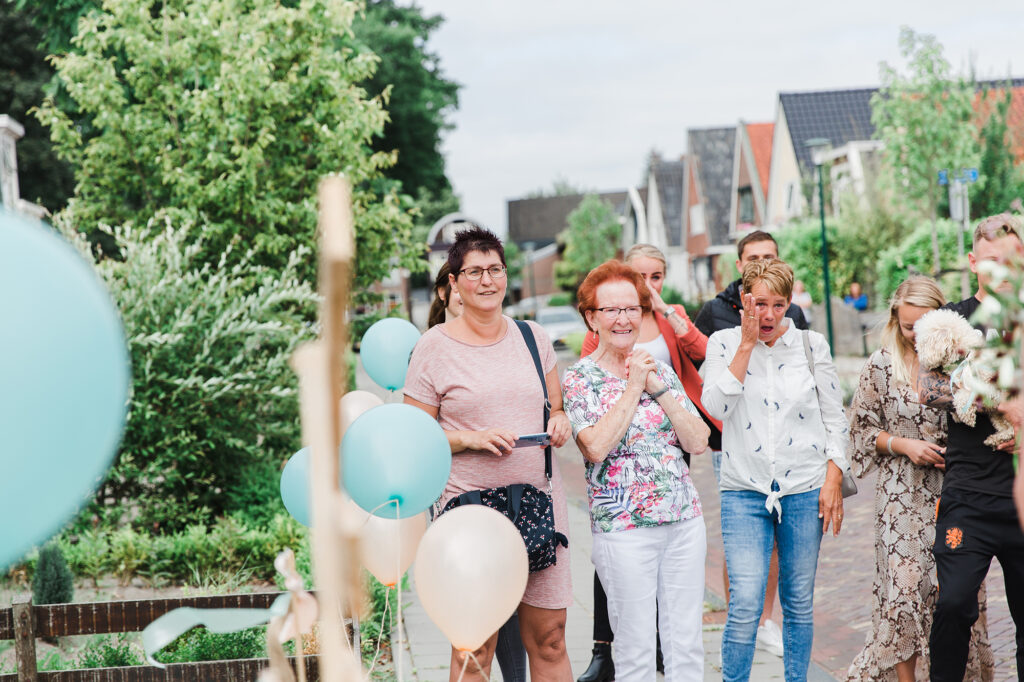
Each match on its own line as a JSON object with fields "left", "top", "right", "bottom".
{"left": 562, "top": 260, "right": 710, "bottom": 682}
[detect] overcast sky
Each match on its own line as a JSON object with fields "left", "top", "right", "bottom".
{"left": 411, "top": 0, "right": 1024, "bottom": 236}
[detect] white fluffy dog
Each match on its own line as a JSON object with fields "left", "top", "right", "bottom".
{"left": 914, "top": 308, "right": 1014, "bottom": 448}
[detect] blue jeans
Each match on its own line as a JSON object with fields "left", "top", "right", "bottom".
{"left": 720, "top": 486, "right": 823, "bottom": 682}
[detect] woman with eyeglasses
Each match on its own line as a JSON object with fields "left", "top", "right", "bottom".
{"left": 577, "top": 244, "right": 720, "bottom": 682}
{"left": 562, "top": 260, "right": 710, "bottom": 682}
{"left": 404, "top": 227, "right": 574, "bottom": 682}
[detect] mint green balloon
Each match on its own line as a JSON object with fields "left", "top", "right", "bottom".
{"left": 360, "top": 318, "right": 422, "bottom": 391}
{"left": 342, "top": 403, "right": 451, "bottom": 518}
{"left": 0, "top": 211, "right": 129, "bottom": 569}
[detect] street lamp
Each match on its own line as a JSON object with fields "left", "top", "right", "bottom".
{"left": 805, "top": 138, "right": 834, "bottom": 349}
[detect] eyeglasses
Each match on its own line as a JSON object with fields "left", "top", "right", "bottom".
{"left": 458, "top": 265, "right": 507, "bottom": 281}
{"left": 594, "top": 306, "right": 644, "bottom": 320}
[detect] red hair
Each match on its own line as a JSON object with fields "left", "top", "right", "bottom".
{"left": 576, "top": 260, "right": 652, "bottom": 331}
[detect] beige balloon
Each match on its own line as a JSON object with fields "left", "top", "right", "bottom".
{"left": 358, "top": 512, "right": 427, "bottom": 587}
{"left": 339, "top": 390, "right": 384, "bottom": 432}
{"left": 414, "top": 505, "right": 529, "bottom": 652}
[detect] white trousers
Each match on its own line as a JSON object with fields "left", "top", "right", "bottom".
{"left": 591, "top": 517, "right": 706, "bottom": 682}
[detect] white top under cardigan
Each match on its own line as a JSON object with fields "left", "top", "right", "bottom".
{"left": 700, "top": 321, "right": 850, "bottom": 517}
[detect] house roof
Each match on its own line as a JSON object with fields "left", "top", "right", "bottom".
{"left": 687, "top": 127, "right": 736, "bottom": 247}
{"left": 650, "top": 157, "right": 685, "bottom": 247}
{"left": 506, "top": 190, "right": 630, "bottom": 247}
{"left": 779, "top": 88, "right": 877, "bottom": 173}
{"left": 745, "top": 122, "right": 774, "bottom": 198}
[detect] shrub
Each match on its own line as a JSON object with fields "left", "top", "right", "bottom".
{"left": 546, "top": 292, "right": 573, "bottom": 307}
{"left": 154, "top": 626, "right": 266, "bottom": 664}
{"left": 32, "top": 544, "right": 73, "bottom": 605}
{"left": 875, "top": 219, "right": 967, "bottom": 305}
{"left": 78, "top": 634, "right": 144, "bottom": 669}
{"left": 62, "top": 219, "right": 319, "bottom": 533}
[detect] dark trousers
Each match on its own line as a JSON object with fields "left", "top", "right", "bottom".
{"left": 495, "top": 614, "right": 527, "bottom": 682}
{"left": 930, "top": 487, "right": 1024, "bottom": 681}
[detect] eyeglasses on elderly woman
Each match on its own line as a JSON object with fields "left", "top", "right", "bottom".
{"left": 592, "top": 306, "right": 644, "bottom": 320}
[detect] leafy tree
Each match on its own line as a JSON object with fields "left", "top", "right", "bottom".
{"left": 11, "top": 0, "right": 96, "bottom": 55}
{"left": 876, "top": 219, "right": 966, "bottom": 303}
{"left": 59, "top": 217, "right": 319, "bottom": 532}
{"left": 973, "top": 84, "right": 1024, "bottom": 217}
{"left": 871, "top": 27, "right": 978, "bottom": 272}
{"left": 524, "top": 176, "right": 587, "bottom": 199}
{"left": 36, "top": 0, "right": 419, "bottom": 289}
{"left": 0, "top": 1, "right": 74, "bottom": 212}
{"left": 32, "top": 544, "right": 73, "bottom": 605}
{"left": 554, "top": 194, "right": 621, "bottom": 291}
{"left": 351, "top": 0, "right": 459, "bottom": 198}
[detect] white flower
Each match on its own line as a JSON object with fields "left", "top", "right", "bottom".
{"left": 980, "top": 295, "right": 1003, "bottom": 318}
{"left": 998, "top": 355, "right": 1018, "bottom": 389}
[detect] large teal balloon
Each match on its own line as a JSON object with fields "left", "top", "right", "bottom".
{"left": 360, "top": 318, "right": 422, "bottom": 391}
{"left": 280, "top": 448, "right": 311, "bottom": 527}
{"left": 342, "top": 404, "right": 451, "bottom": 518}
{"left": 0, "top": 210, "right": 130, "bottom": 569}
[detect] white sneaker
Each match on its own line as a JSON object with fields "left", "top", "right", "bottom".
{"left": 756, "top": 620, "right": 784, "bottom": 657}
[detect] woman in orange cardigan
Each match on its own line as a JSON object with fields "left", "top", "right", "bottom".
{"left": 576, "top": 244, "right": 722, "bottom": 682}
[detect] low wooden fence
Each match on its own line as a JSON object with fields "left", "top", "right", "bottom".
{"left": 0, "top": 593, "right": 320, "bottom": 682}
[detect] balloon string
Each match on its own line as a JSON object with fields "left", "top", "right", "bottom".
{"left": 395, "top": 500, "right": 404, "bottom": 682}
{"left": 366, "top": 584, "right": 391, "bottom": 675}
{"left": 454, "top": 654, "right": 470, "bottom": 682}
{"left": 453, "top": 651, "right": 487, "bottom": 682}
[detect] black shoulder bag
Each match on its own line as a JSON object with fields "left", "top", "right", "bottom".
{"left": 440, "top": 320, "right": 569, "bottom": 572}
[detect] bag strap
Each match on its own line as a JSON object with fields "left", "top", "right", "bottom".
{"left": 514, "top": 319, "right": 552, "bottom": 481}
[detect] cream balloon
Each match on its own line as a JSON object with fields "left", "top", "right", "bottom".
{"left": 339, "top": 390, "right": 384, "bottom": 432}
{"left": 414, "top": 505, "right": 528, "bottom": 652}
{"left": 358, "top": 512, "right": 427, "bottom": 587}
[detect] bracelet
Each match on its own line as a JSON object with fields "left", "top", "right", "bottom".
{"left": 650, "top": 386, "right": 670, "bottom": 401}
{"left": 886, "top": 435, "right": 896, "bottom": 455}
{"left": 663, "top": 307, "right": 676, "bottom": 317}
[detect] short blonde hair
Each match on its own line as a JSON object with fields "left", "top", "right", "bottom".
{"left": 973, "top": 213, "right": 1023, "bottom": 248}
{"left": 624, "top": 243, "right": 667, "bottom": 269}
{"left": 741, "top": 259, "right": 793, "bottom": 300}
{"left": 881, "top": 275, "right": 945, "bottom": 385}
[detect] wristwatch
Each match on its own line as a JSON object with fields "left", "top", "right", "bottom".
{"left": 663, "top": 307, "right": 676, "bottom": 317}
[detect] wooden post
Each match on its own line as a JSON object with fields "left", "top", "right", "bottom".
{"left": 13, "top": 600, "right": 36, "bottom": 682}
{"left": 290, "top": 176, "right": 362, "bottom": 682}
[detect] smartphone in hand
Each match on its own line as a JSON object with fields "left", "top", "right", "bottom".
{"left": 513, "top": 433, "right": 551, "bottom": 448}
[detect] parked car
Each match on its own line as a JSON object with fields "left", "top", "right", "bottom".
{"left": 534, "top": 305, "right": 587, "bottom": 349}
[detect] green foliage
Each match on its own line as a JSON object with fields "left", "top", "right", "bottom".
{"left": 554, "top": 195, "right": 621, "bottom": 291}
{"left": 503, "top": 240, "right": 524, "bottom": 286}
{"left": 777, "top": 203, "right": 912, "bottom": 308}
{"left": 37, "top": 0, "right": 420, "bottom": 289}
{"left": 78, "top": 634, "right": 144, "bottom": 669}
{"left": 0, "top": 1, "right": 74, "bottom": 212}
{"left": 155, "top": 626, "right": 267, "bottom": 664}
{"left": 872, "top": 27, "right": 979, "bottom": 219}
{"left": 32, "top": 544, "right": 73, "bottom": 605}
{"left": 547, "top": 292, "right": 573, "bottom": 307}
{"left": 352, "top": 0, "right": 459, "bottom": 198}
{"left": 876, "top": 219, "right": 968, "bottom": 304}
{"left": 872, "top": 27, "right": 978, "bottom": 272}
{"left": 974, "top": 85, "right": 1024, "bottom": 217}
{"left": 360, "top": 572, "right": 406, "bottom": 667}
{"left": 34, "top": 514, "right": 308, "bottom": 584}
{"left": 64, "top": 219, "right": 318, "bottom": 532}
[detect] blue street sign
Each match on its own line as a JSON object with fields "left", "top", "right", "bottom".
{"left": 938, "top": 169, "right": 949, "bottom": 186}
{"left": 967, "top": 168, "right": 979, "bottom": 183}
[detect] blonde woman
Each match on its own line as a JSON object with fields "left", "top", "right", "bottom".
{"left": 845, "top": 276, "right": 992, "bottom": 682}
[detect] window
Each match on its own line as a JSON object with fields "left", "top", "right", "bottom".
{"left": 689, "top": 205, "right": 705, "bottom": 236}
{"left": 738, "top": 186, "right": 754, "bottom": 224}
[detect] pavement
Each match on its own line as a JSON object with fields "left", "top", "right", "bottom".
{"left": 357, "top": 351, "right": 1020, "bottom": 681}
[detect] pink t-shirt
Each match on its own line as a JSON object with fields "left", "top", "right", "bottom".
{"left": 404, "top": 316, "right": 572, "bottom": 609}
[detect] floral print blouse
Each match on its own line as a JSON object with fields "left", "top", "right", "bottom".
{"left": 562, "top": 356, "right": 703, "bottom": 534}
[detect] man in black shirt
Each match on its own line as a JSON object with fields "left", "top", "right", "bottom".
{"left": 919, "top": 214, "right": 1024, "bottom": 681}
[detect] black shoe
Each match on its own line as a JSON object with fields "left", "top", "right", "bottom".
{"left": 577, "top": 642, "right": 614, "bottom": 682}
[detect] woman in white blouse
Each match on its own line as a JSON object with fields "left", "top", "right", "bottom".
{"left": 701, "top": 259, "right": 848, "bottom": 682}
